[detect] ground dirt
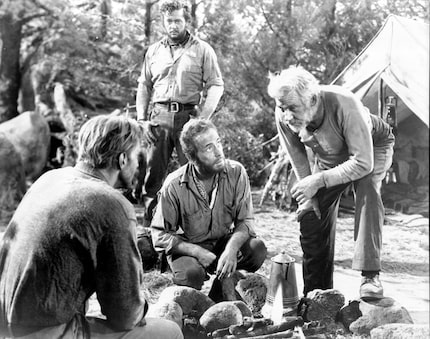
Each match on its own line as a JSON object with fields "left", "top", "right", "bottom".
{"left": 0, "top": 187, "right": 428, "bottom": 337}
{"left": 251, "top": 188, "right": 429, "bottom": 326}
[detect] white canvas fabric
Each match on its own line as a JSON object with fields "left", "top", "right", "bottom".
{"left": 333, "top": 15, "right": 429, "bottom": 127}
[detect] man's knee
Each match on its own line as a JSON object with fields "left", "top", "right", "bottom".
{"left": 240, "top": 238, "right": 267, "bottom": 272}
{"left": 250, "top": 238, "right": 267, "bottom": 266}
{"left": 171, "top": 256, "right": 206, "bottom": 290}
{"left": 300, "top": 211, "right": 328, "bottom": 238}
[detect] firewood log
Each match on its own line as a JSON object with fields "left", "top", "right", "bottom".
{"left": 229, "top": 317, "right": 272, "bottom": 335}
{"left": 211, "top": 326, "right": 231, "bottom": 338}
{"left": 222, "top": 316, "right": 303, "bottom": 338}
{"left": 239, "top": 329, "right": 294, "bottom": 338}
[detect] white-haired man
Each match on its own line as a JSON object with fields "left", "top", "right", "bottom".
{"left": 267, "top": 66, "right": 394, "bottom": 299}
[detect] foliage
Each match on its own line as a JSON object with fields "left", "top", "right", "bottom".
{"left": 213, "top": 106, "right": 269, "bottom": 186}
{"left": 19, "top": 0, "right": 155, "bottom": 112}
{"left": 3, "top": 0, "right": 429, "bottom": 181}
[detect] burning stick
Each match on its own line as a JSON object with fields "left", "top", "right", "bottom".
{"left": 239, "top": 330, "right": 294, "bottom": 338}
{"left": 229, "top": 317, "right": 273, "bottom": 335}
{"left": 210, "top": 318, "right": 273, "bottom": 337}
{"left": 222, "top": 316, "right": 304, "bottom": 338}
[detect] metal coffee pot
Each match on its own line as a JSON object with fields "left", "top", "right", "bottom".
{"left": 263, "top": 250, "right": 299, "bottom": 317}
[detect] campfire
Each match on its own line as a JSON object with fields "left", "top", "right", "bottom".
{"left": 144, "top": 248, "right": 422, "bottom": 338}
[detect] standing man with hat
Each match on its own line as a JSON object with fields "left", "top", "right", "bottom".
{"left": 136, "top": 0, "right": 224, "bottom": 226}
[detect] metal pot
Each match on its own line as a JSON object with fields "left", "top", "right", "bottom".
{"left": 263, "top": 251, "right": 299, "bottom": 316}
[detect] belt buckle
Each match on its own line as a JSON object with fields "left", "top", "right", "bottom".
{"left": 170, "top": 102, "right": 180, "bottom": 113}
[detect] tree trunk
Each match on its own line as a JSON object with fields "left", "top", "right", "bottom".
{"left": 0, "top": 10, "right": 22, "bottom": 123}
{"left": 53, "top": 83, "right": 77, "bottom": 135}
{"left": 53, "top": 83, "right": 79, "bottom": 166}
{"left": 319, "top": 0, "right": 338, "bottom": 81}
{"left": 100, "top": 0, "right": 112, "bottom": 40}
{"left": 190, "top": 0, "right": 198, "bottom": 30}
{"left": 144, "top": 0, "right": 154, "bottom": 42}
{"left": 285, "top": 0, "right": 292, "bottom": 17}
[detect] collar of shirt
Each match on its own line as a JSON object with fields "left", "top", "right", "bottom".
{"left": 161, "top": 30, "right": 191, "bottom": 47}
{"left": 180, "top": 163, "right": 226, "bottom": 208}
{"left": 190, "top": 165, "right": 220, "bottom": 209}
{"left": 74, "top": 161, "right": 110, "bottom": 184}
{"left": 306, "top": 95, "right": 325, "bottom": 132}
{"left": 180, "top": 162, "right": 227, "bottom": 185}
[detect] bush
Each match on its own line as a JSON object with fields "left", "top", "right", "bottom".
{"left": 213, "top": 108, "right": 269, "bottom": 186}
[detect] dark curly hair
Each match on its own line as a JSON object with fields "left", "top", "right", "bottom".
{"left": 160, "top": 0, "right": 191, "bottom": 21}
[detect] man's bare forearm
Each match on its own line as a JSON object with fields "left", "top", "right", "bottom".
{"left": 172, "top": 241, "right": 216, "bottom": 268}
{"left": 136, "top": 83, "right": 152, "bottom": 120}
{"left": 172, "top": 241, "right": 206, "bottom": 258}
{"left": 224, "top": 224, "right": 250, "bottom": 254}
{"left": 200, "top": 85, "right": 224, "bottom": 120}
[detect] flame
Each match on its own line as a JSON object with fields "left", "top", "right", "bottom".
{"left": 271, "top": 283, "right": 283, "bottom": 325}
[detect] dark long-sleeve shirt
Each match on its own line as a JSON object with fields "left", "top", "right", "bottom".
{"left": 0, "top": 162, "right": 146, "bottom": 333}
{"left": 151, "top": 160, "right": 256, "bottom": 254}
{"left": 276, "top": 85, "right": 394, "bottom": 187}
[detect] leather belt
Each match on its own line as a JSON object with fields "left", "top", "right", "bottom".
{"left": 155, "top": 102, "right": 195, "bottom": 113}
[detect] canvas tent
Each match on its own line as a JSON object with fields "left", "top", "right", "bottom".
{"left": 332, "top": 15, "right": 429, "bottom": 184}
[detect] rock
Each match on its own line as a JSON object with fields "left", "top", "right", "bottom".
{"left": 0, "top": 111, "right": 50, "bottom": 180}
{"left": 147, "top": 300, "right": 183, "bottom": 329}
{"left": 349, "top": 297, "right": 414, "bottom": 335}
{"left": 208, "top": 271, "right": 245, "bottom": 303}
{"left": 235, "top": 273, "right": 268, "bottom": 313}
{"left": 199, "top": 301, "right": 243, "bottom": 333}
{"left": 337, "top": 300, "right": 362, "bottom": 330}
{"left": 301, "top": 289, "right": 345, "bottom": 325}
{"left": 370, "top": 323, "right": 430, "bottom": 339}
{"left": 157, "top": 285, "right": 215, "bottom": 318}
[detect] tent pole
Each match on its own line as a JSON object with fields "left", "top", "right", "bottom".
{"left": 378, "top": 78, "right": 385, "bottom": 119}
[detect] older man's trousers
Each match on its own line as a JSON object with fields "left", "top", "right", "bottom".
{"left": 300, "top": 144, "right": 394, "bottom": 295}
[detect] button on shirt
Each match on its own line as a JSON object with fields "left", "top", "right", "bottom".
{"left": 276, "top": 85, "right": 394, "bottom": 187}
{"left": 151, "top": 160, "right": 257, "bottom": 254}
{"left": 138, "top": 34, "right": 224, "bottom": 105}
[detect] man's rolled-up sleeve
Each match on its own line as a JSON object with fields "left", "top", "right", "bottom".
{"left": 202, "top": 43, "right": 224, "bottom": 88}
{"left": 137, "top": 47, "right": 154, "bottom": 87}
{"left": 232, "top": 164, "right": 257, "bottom": 237}
{"left": 151, "top": 185, "right": 182, "bottom": 254}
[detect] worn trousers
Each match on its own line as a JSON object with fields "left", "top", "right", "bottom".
{"left": 139, "top": 105, "right": 194, "bottom": 223}
{"left": 300, "top": 143, "right": 394, "bottom": 295}
{"left": 168, "top": 236, "right": 267, "bottom": 290}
